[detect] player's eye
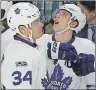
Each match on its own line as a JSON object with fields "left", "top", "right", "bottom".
{"left": 61, "top": 11, "right": 69, "bottom": 17}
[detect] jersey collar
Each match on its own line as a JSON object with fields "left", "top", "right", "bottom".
{"left": 14, "top": 34, "right": 37, "bottom": 48}
{"left": 52, "top": 34, "right": 75, "bottom": 45}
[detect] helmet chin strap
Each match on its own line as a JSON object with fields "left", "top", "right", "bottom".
{"left": 28, "top": 29, "right": 34, "bottom": 42}
{"left": 55, "top": 26, "right": 70, "bottom": 35}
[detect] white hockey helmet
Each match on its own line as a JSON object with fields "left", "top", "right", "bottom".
{"left": 7, "top": 2, "right": 40, "bottom": 29}
{"left": 7, "top": 2, "right": 40, "bottom": 42}
{"left": 1, "top": 1, "right": 12, "bottom": 21}
{"left": 56, "top": 4, "right": 86, "bottom": 34}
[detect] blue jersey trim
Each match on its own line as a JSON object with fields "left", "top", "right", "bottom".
{"left": 14, "top": 34, "right": 37, "bottom": 48}
{"left": 52, "top": 34, "right": 75, "bottom": 45}
{"left": 1, "top": 26, "right": 9, "bottom": 34}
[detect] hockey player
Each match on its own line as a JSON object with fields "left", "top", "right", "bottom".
{"left": 1, "top": 1, "right": 12, "bottom": 25}
{"left": 1, "top": 26, "right": 16, "bottom": 58}
{"left": 1, "top": 2, "right": 46, "bottom": 89}
{"left": 36, "top": 4, "right": 95, "bottom": 89}
{"left": 1, "top": 1, "right": 15, "bottom": 57}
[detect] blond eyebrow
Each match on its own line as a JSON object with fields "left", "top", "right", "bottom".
{"left": 58, "top": 9, "right": 72, "bottom": 16}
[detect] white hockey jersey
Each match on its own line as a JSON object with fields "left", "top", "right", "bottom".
{"left": 1, "top": 35, "right": 46, "bottom": 89}
{"left": 1, "top": 26, "right": 16, "bottom": 57}
{"left": 36, "top": 34, "right": 95, "bottom": 89}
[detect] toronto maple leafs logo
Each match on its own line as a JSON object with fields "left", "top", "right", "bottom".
{"left": 41, "top": 64, "right": 72, "bottom": 90}
{"left": 14, "top": 8, "right": 21, "bottom": 14}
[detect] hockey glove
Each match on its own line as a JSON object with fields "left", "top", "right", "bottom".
{"left": 47, "top": 41, "right": 78, "bottom": 61}
{"left": 71, "top": 53, "right": 95, "bottom": 76}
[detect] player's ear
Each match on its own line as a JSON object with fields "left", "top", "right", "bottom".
{"left": 91, "top": 11, "right": 96, "bottom": 18}
{"left": 18, "top": 25, "right": 24, "bottom": 33}
{"left": 69, "top": 20, "right": 78, "bottom": 28}
{"left": 18, "top": 25, "right": 27, "bottom": 34}
{"left": 18, "top": 25, "right": 29, "bottom": 37}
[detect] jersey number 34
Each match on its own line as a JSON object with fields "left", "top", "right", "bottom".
{"left": 12, "top": 71, "right": 32, "bottom": 86}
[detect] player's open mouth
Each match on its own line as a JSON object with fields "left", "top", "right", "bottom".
{"left": 54, "top": 21, "right": 59, "bottom": 24}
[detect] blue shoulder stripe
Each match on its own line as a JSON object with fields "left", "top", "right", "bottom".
{"left": 1, "top": 26, "right": 9, "bottom": 34}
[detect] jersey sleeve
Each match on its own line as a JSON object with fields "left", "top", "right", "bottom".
{"left": 85, "top": 72, "right": 95, "bottom": 89}
{"left": 77, "top": 39, "right": 95, "bottom": 89}
{"left": 84, "top": 41, "right": 95, "bottom": 89}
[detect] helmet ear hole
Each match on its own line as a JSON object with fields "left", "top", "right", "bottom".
{"left": 69, "top": 19, "right": 79, "bottom": 28}
{"left": 75, "top": 20, "right": 79, "bottom": 28}
{"left": 18, "top": 25, "right": 27, "bottom": 34}
{"left": 73, "top": 19, "right": 79, "bottom": 28}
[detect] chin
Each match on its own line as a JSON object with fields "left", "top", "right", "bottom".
{"left": 53, "top": 26, "right": 61, "bottom": 33}
{"left": 53, "top": 26, "right": 57, "bottom": 31}
{"left": 36, "top": 34, "right": 43, "bottom": 39}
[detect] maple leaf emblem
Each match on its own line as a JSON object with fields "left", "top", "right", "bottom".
{"left": 14, "top": 8, "right": 21, "bottom": 14}
{"left": 41, "top": 64, "right": 72, "bottom": 90}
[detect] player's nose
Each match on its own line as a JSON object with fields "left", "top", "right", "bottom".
{"left": 39, "top": 22, "right": 44, "bottom": 28}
